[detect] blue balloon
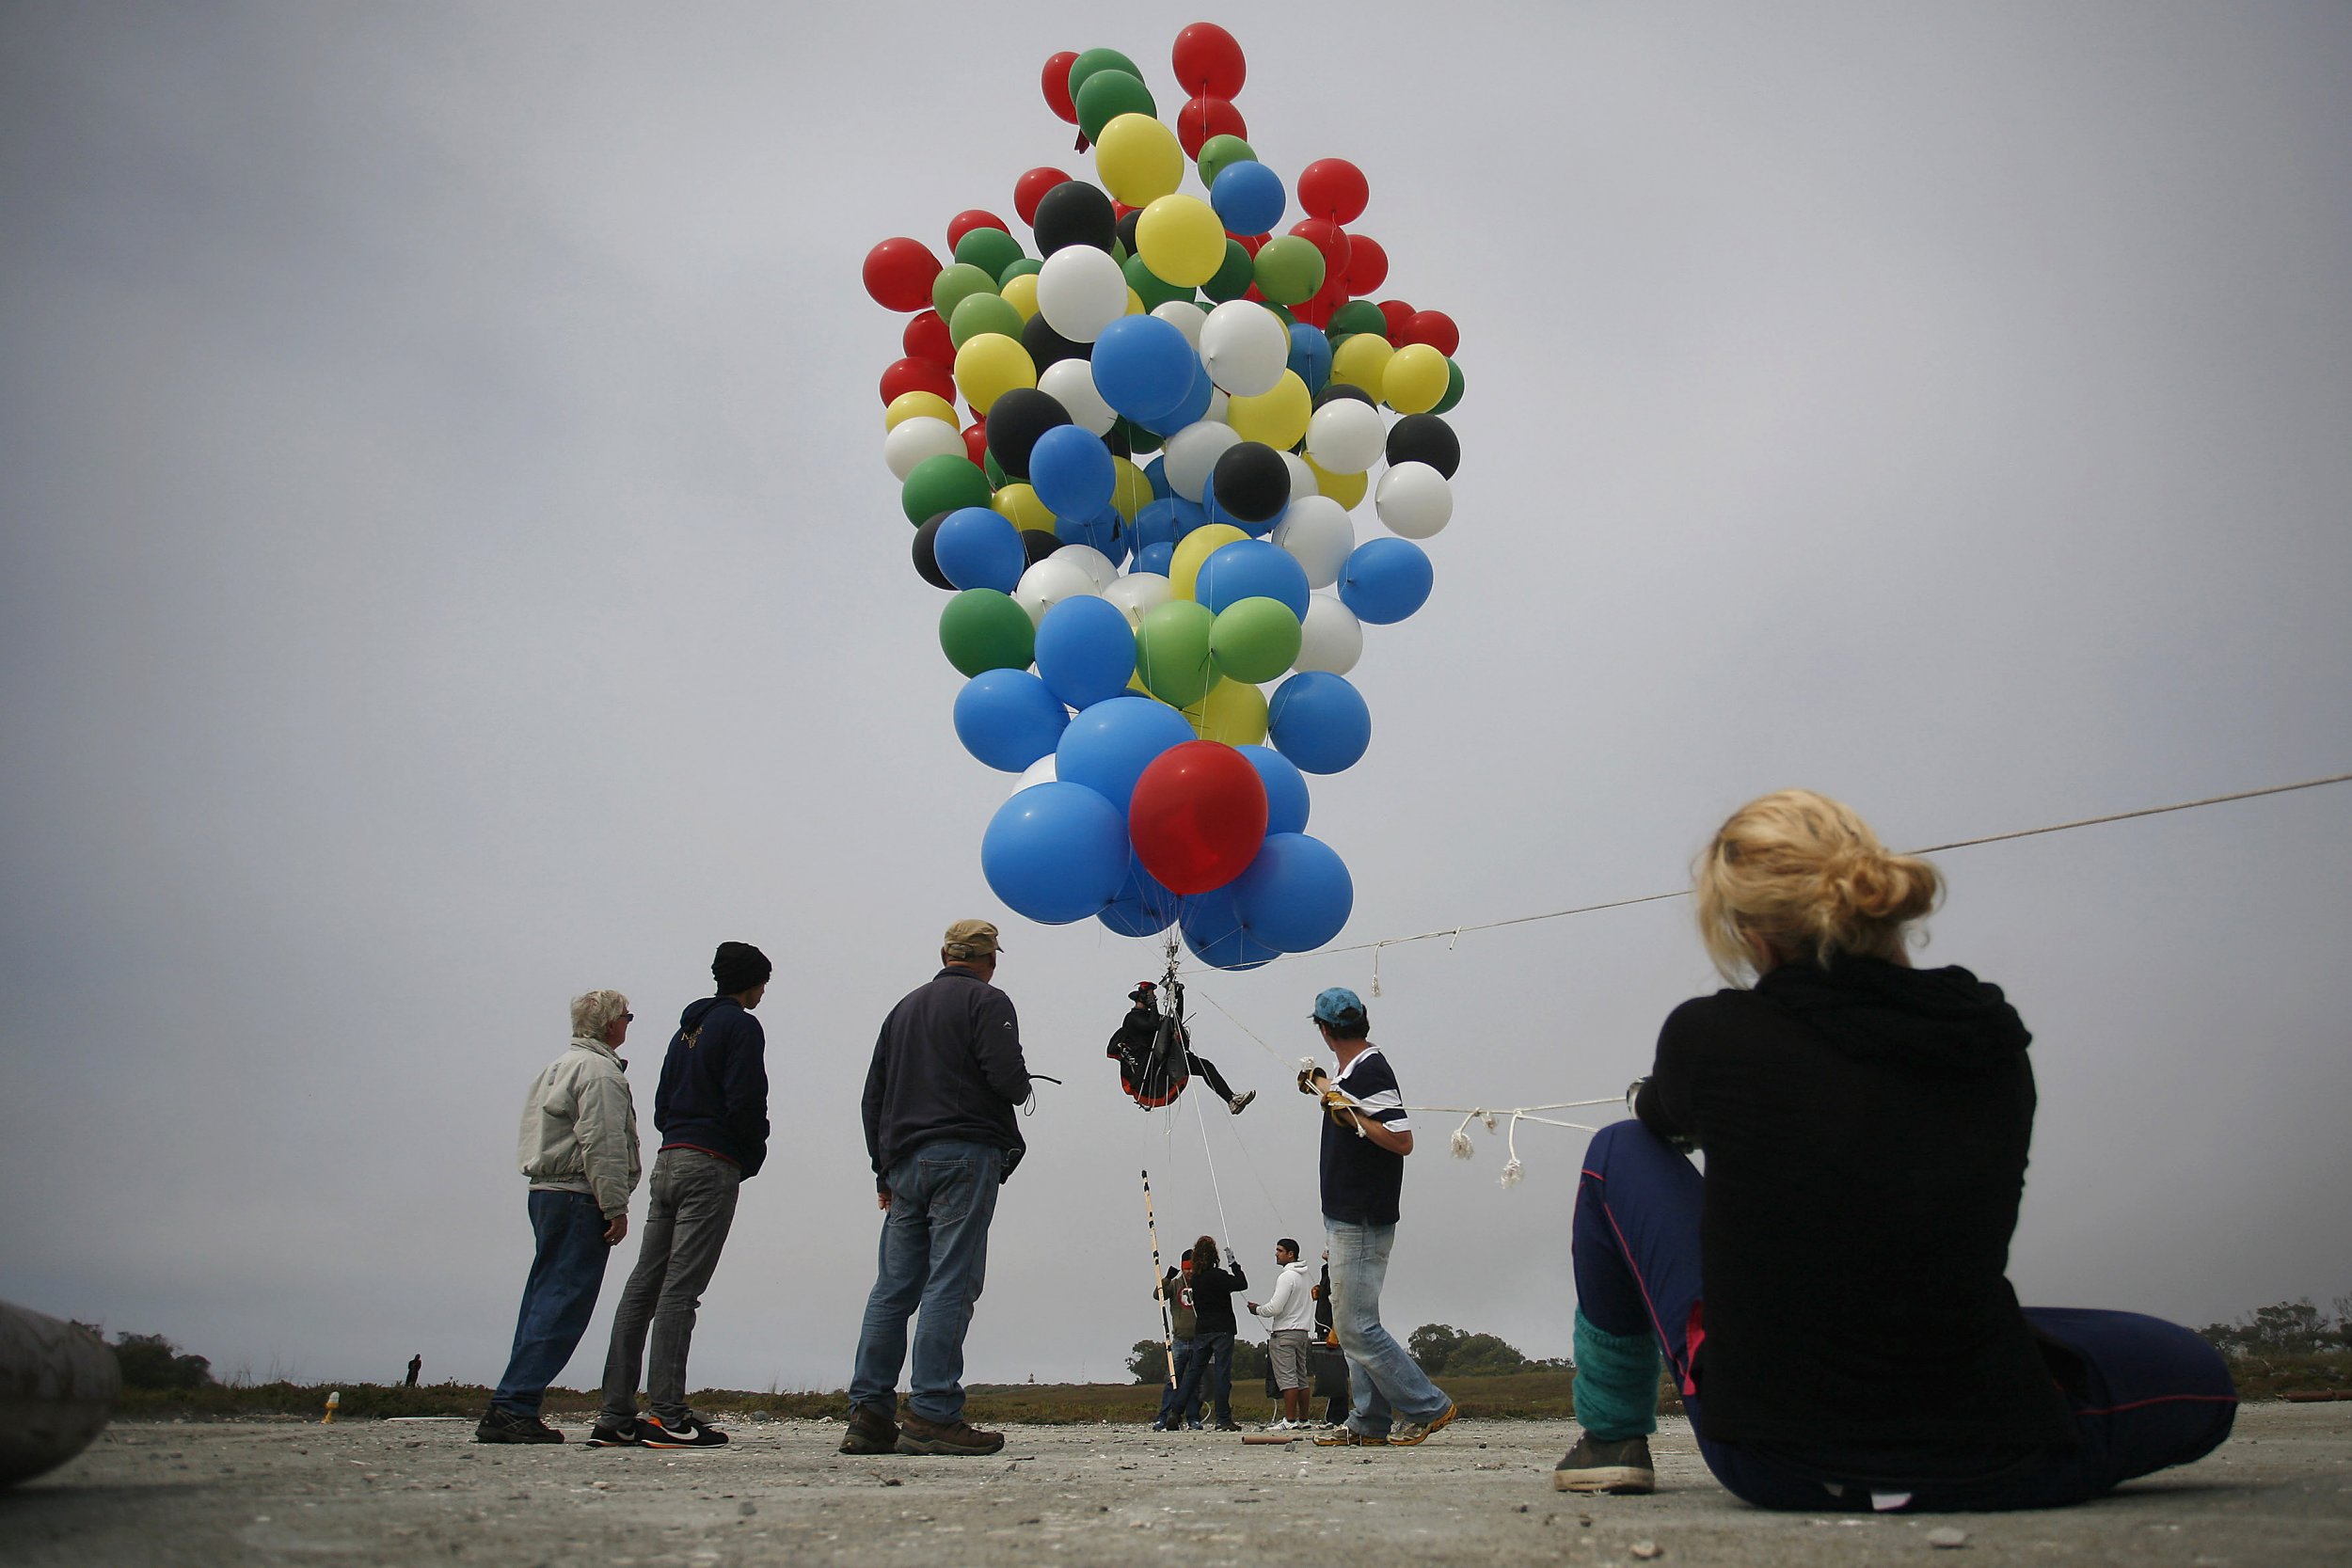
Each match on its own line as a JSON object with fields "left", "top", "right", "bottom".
{"left": 1178, "top": 883, "right": 1279, "bottom": 972}
{"left": 1228, "top": 832, "right": 1354, "bottom": 953}
{"left": 1054, "top": 507, "right": 1130, "bottom": 564}
{"left": 1135, "top": 496, "right": 1185, "bottom": 549}
{"left": 1209, "top": 160, "right": 1286, "bottom": 237}
{"left": 1134, "top": 357, "right": 1214, "bottom": 436}
{"left": 1267, "top": 671, "right": 1372, "bottom": 774}
{"left": 1167, "top": 495, "right": 1210, "bottom": 538}
{"left": 1090, "top": 315, "right": 1199, "bottom": 423}
{"left": 953, "top": 669, "right": 1070, "bottom": 772}
{"left": 1099, "top": 851, "right": 1180, "bottom": 937}
{"left": 1055, "top": 694, "right": 1194, "bottom": 812}
{"left": 1035, "top": 594, "right": 1137, "bottom": 710}
{"left": 1238, "top": 744, "right": 1311, "bottom": 835}
{"left": 981, "top": 781, "right": 1130, "bottom": 926}
{"left": 1337, "top": 536, "right": 1433, "bottom": 625}
{"left": 1136, "top": 541, "right": 1175, "bottom": 576}
{"left": 1286, "top": 323, "right": 1332, "bottom": 393}
{"left": 1028, "top": 424, "right": 1116, "bottom": 521}
{"left": 1143, "top": 454, "right": 1172, "bottom": 499}
{"left": 932, "top": 506, "right": 1026, "bottom": 594}
{"left": 1197, "top": 539, "right": 1311, "bottom": 617}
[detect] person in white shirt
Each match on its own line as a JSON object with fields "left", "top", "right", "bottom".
{"left": 1248, "top": 1238, "right": 1318, "bottom": 1429}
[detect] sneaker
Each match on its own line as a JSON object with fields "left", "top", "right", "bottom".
{"left": 1216, "top": 1420, "right": 1243, "bottom": 1432}
{"left": 895, "top": 1408, "right": 1005, "bottom": 1456}
{"left": 839, "top": 1401, "right": 899, "bottom": 1456}
{"left": 1552, "top": 1433, "right": 1655, "bottom": 1494}
{"left": 584, "top": 1416, "right": 643, "bottom": 1448}
{"left": 1185, "top": 1420, "right": 1204, "bottom": 1431}
{"left": 473, "top": 1405, "right": 562, "bottom": 1444}
{"left": 1313, "top": 1427, "right": 1389, "bottom": 1447}
{"left": 639, "top": 1413, "right": 728, "bottom": 1449}
{"left": 1387, "top": 1402, "right": 1456, "bottom": 1447}
{"left": 1229, "top": 1090, "right": 1256, "bottom": 1115}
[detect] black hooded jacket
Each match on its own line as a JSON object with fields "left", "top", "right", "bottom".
{"left": 1634, "top": 957, "right": 2077, "bottom": 1452}
{"left": 655, "top": 995, "right": 770, "bottom": 1179}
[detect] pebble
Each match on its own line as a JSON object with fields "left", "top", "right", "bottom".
{"left": 1631, "top": 1541, "right": 1662, "bottom": 1560}
{"left": 1927, "top": 1526, "right": 1969, "bottom": 1549}
{"left": 738, "top": 1502, "right": 756, "bottom": 1517}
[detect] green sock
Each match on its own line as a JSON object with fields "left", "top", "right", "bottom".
{"left": 1571, "top": 1307, "right": 1661, "bottom": 1441}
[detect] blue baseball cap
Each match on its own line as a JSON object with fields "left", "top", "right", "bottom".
{"left": 1311, "top": 987, "right": 1367, "bottom": 1027}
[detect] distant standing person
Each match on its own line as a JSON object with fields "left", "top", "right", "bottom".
{"left": 1300, "top": 987, "right": 1455, "bottom": 1447}
{"left": 1248, "top": 1238, "right": 1316, "bottom": 1429}
{"left": 405, "top": 1354, "right": 421, "bottom": 1388}
{"left": 589, "top": 942, "right": 772, "bottom": 1450}
{"left": 1172, "top": 1234, "right": 1248, "bottom": 1431}
{"left": 476, "top": 989, "right": 641, "bottom": 1445}
{"left": 1311, "top": 1250, "right": 1349, "bottom": 1426}
{"left": 841, "top": 921, "right": 1035, "bottom": 1459}
{"left": 1151, "top": 1250, "right": 1204, "bottom": 1431}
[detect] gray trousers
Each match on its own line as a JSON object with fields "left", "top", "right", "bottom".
{"left": 598, "top": 1148, "right": 741, "bottom": 1420}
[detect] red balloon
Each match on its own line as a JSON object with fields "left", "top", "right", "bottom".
{"left": 1014, "top": 166, "right": 1071, "bottom": 227}
{"left": 1400, "top": 309, "right": 1461, "bottom": 356}
{"left": 1129, "top": 741, "right": 1269, "bottom": 895}
{"left": 1297, "top": 158, "right": 1369, "bottom": 225}
{"left": 1344, "top": 233, "right": 1389, "bottom": 295}
{"left": 864, "top": 236, "right": 944, "bottom": 313}
{"left": 961, "top": 420, "right": 988, "bottom": 468}
{"left": 1375, "top": 298, "right": 1417, "bottom": 341}
{"left": 880, "top": 356, "right": 956, "bottom": 406}
{"left": 947, "top": 210, "right": 1009, "bottom": 252}
{"left": 1170, "top": 22, "right": 1246, "bottom": 98}
{"left": 1289, "top": 217, "right": 1352, "bottom": 282}
{"left": 903, "top": 309, "right": 953, "bottom": 367}
{"left": 1230, "top": 231, "right": 1266, "bottom": 256}
{"left": 1042, "top": 51, "right": 1079, "bottom": 124}
{"left": 1296, "top": 275, "right": 1348, "bottom": 328}
{"left": 1175, "top": 95, "right": 1247, "bottom": 160}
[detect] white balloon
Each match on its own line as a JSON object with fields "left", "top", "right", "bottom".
{"left": 1272, "top": 495, "right": 1356, "bottom": 589}
{"left": 883, "top": 416, "right": 966, "bottom": 481}
{"left": 1163, "top": 421, "right": 1241, "bottom": 502}
{"left": 1295, "top": 594, "right": 1363, "bottom": 675}
{"left": 1052, "top": 542, "right": 1119, "bottom": 592}
{"left": 1200, "top": 300, "right": 1290, "bottom": 397}
{"left": 1010, "top": 752, "right": 1059, "bottom": 795}
{"left": 1306, "top": 399, "right": 1386, "bottom": 474}
{"left": 1280, "top": 450, "right": 1319, "bottom": 500}
{"left": 1152, "top": 300, "right": 1208, "bottom": 350}
{"left": 1375, "top": 461, "right": 1454, "bottom": 539}
{"left": 1038, "top": 358, "right": 1115, "bottom": 436}
{"left": 1104, "top": 571, "right": 1174, "bottom": 628}
{"left": 1014, "top": 556, "right": 1101, "bottom": 625}
{"left": 1205, "top": 386, "right": 1230, "bottom": 426}
{"left": 1036, "top": 245, "right": 1129, "bottom": 343}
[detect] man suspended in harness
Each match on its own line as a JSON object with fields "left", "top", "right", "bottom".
{"left": 1108, "top": 981, "right": 1255, "bottom": 1115}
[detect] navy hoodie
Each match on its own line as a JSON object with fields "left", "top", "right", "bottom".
{"left": 654, "top": 995, "right": 770, "bottom": 1179}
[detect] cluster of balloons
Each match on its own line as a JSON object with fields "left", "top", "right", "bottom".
{"left": 863, "top": 23, "right": 1468, "bottom": 971}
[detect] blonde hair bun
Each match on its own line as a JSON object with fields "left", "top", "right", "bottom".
{"left": 1694, "top": 790, "right": 1941, "bottom": 982}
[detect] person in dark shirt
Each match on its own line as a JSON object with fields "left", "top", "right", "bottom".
{"left": 1554, "top": 790, "right": 2236, "bottom": 1511}
{"left": 1151, "top": 1250, "right": 1204, "bottom": 1431}
{"left": 1106, "top": 981, "right": 1255, "bottom": 1113}
{"left": 1170, "top": 1233, "right": 1248, "bottom": 1430}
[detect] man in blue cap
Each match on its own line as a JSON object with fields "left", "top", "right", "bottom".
{"left": 1299, "top": 986, "right": 1455, "bottom": 1448}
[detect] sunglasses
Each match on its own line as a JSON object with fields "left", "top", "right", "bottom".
{"left": 621, "top": 1013, "right": 635, "bottom": 1022}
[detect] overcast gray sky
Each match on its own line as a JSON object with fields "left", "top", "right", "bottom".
{"left": 3, "top": 2, "right": 2347, "bottom": 1395}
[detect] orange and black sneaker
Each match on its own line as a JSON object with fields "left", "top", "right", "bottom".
{"left": 639, "top": 1413, "right": 727, "bottom": 1449}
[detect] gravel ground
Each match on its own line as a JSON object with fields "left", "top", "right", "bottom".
{"left": 2, "top": 1403, "right": 2345, "bottom": 1566}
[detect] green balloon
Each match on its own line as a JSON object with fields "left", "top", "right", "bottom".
{"left": 939, "top": 589, "right": 1037, "bottom": 678}
{"left": 1327, "top": 299, "right": 1387, "bottom": 339}
{"left": 1208, "top": 597, "right": 1303, "bottom": 685}
{"left": 1136, "top": 599, "right": 1219, "bottom": 709}
{"left": 1195, "top": 135, "right": 1256, "bottom": 191}
{"left": 1252, "top": 236, "right": 1325, "bottom": 307}
{"left": 1200, "top": 238, "right": 1256, "bottom": 303}
{"left": 983, "top": 448, "right": 1009, "bottom": 489}
{"left": 1114, "top": 416, "right": 1162, "bottom": 456}
{"left": 930, "top": 261, "right": 997, "bottom": 323}
{"left": 1124, "top": 252, "right": 1193, "bottom": 310}
{"left": 953, "top": 226, "right": 1025, "bottom": 280}
{"left": 998, "top": 256, "right": 1042, "bottom": 285}
{"left": 901, "top": 452, "right": 991, "bottom": 526}
{"left": 1259, "top": 301, "right": 1295, "bottom": 328}
{"left": 1067, "top": 47, "right": 1142, "bottom": 101}
{"left": 948, "top": 291, "right": 1025, "bottom": 348}
{"left": 1075, "top": 69, "right": 1155, "bottom": 144}
{"left": 1433, "top": 357, "right": 1466, "bottom": 415}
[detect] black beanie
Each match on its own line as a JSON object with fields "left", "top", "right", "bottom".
{"left": 712, "top": 941, "right": 772, "bottom": 995}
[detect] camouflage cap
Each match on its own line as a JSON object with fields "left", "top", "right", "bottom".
{"left": 943, "top": 918, "right": 1003, "bottom": 959}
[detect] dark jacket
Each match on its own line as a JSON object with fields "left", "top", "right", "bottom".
{"left": 864, "top": 966, "right": 1032, "bottom": 1189}
{"left": 654, "top": 995, "right": 770, "bottom": 1179}
{"left": 1187, "top": 1259, "right": 1248, "bottom": 1336}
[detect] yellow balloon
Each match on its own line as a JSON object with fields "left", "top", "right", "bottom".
{"left": 1329, "top": 334, "right": 1394, "bottom": 403}
{"left": 1135, "top": 195, "right": 1225, "bottom": 287}
{"left": 999, "top": 271, "right": 1041, "bottom": 323}
{"left": 884, "top": 389, "right": 961, "bottom": 431}
{"left": 1383, "top": 342, "right": 1450, "bottom": 414}
{"left": 1126, "top": 286, "right": 1147, "bottom": 316}
{"left": 953, "top": 332, "right": 1036, "bottom": 414}
{"left": 1225, "top": 369, "right": 1311, "bottom": 450}
{"left": 1094, "top": 113, "right": 1184, "bottom": 207}
{"left": 992, "top": 482, "right": 1057, "bottom": 531}
{"left": 1304, "top": 455, "right": 1368, "bottom": 512}
{"left": 1169, "top": 522, "right": 1248, "bottom": 601}
{"left": 1184, "top": 678, "right": 1268, "bottom": 746}
{"left": 1109, "top": 457, "right": 1152, "bottom": 522}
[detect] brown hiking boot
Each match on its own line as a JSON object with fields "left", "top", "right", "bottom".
{"left": 839, "top": 1401, "right": 899, "bottom": 1456}
{"left": 895, "top": 1407, "right": 1005, "bottom": 1456}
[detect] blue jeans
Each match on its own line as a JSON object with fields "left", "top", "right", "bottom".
{"left": 1574, "top": 1119, "right": 2238, "bottom": 1512}
{"left": 1325, "top": 1219, "right": 1451, "bottom": 1433}
{"left": 491, "top": 1190, "right": 612, "bottom": 1414}
{"left": 1155, "top": 1337, "right": 1202, "bottom": 1426}
{"left": 1172, "top": 1329, "right": 1235, "bottom": 1425}
{"left": 850, "top": 1139, "right": 1003, "bottom": 1424}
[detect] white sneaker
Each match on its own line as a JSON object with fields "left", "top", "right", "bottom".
{"left": 1267, "top": 1418, "right": 1292, "bottom": 1431}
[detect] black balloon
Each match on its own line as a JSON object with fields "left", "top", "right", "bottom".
{"left": 1384, "top": 413, "right": 1460, "bottom": 479}
{"left": 984, "top": 388, "right": 1073, "bottom": 480}
{"left": 1312, "top": 382, "right": 1375, "bottom": 409}
{"left": 1020, "top": 528, "right": 1062, "bottom": 566}
{"left": 1023, "top": 310, "right": 1092, "bottom": 370}
{"left": 1115, "top": 207, "right": 1143, "bottom": 255}
{"left": 1211, "top": 441, "right": 1291, "bottom": 525}
{"left": 912, "top": 513, "right": 955, "bottom": 590}
{"left": 1032, "top": 181, "right": 1117, "bottom": 256}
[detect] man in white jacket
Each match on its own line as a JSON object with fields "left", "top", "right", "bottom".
{"left": 1247, "top": 1238, "right": 1317, "bottom": 1430}
{"left": 478, "top": 990, "right": 643, "bottom": 1443}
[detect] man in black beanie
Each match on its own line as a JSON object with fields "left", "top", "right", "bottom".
{"left": 588, "top": 942, "right": 771, "bottom": 1449}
